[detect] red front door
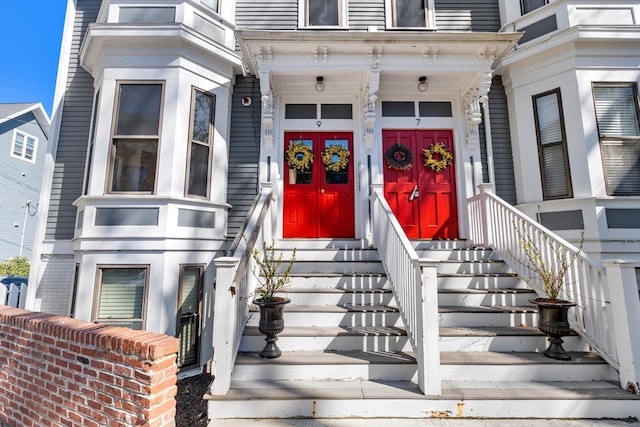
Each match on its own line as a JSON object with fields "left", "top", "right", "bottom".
{"left": 383, "top": 130, "right": 458, "bottom": 239}
{"left": 283, "top": 132, "right": 355, "bottom": 238}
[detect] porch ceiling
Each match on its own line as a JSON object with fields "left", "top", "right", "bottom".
{"left": 236, "top": 30, "right": 521, "bottom": 94}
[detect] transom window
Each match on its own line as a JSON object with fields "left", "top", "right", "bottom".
{"left": 388, "top": 0, "right": 434, "bottom": 28}
{"left": 109, "top": 82, "right": 164, "bottom": 193}
{"left": 11, "top": 130, "right": 38, "bottom": 163}
{"left": 186, "top": 88, "right": 215, "bottom": 198}
{"left": 532, "top": 89, "right": 572, "bottom": 199}
{"left": 94, "top": 266, "right": 148, "bottom": 330}
{"left": 593, "top": 83, "right": 640, "bottom": 196}
{"left": 302, "top": 0, "right": 345, "bottom": 27}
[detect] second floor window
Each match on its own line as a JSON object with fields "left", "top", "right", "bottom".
{"left": 304, "top": 0, "right": 344, "bottom": 27}
{"left": 11, "top": 130, "right": 37, "bottom": 163}
{"left": 533, "top": 89, "right": 572, "bottom": 199}
{"left": 390, "top": 0, "right": 431, "bottom": 28}
{"left": 109, "top": 82, "right": 164, "bottom": 193}
{"left": 593, "top": 83, "right": 640, "bottom": 196}
{"left": 521, "top": 0, "right": 549, "bottom": 15}
{"left": 186, "top": 88, "right": 215, "bottom": 198}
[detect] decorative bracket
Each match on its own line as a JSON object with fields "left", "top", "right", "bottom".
{"left": 364, "top": 70, "right": 380, "bottom": 151}
{"left": 368, "top": 47, "right": 383, "bottom": 68}
{"left": 257, "top": 46, "right": 272, "bottom": 64}
{"left": 313, "top": 45, "right": 329, "bottom": 63}
{"left": 259, "top": 70, "right": 274, "bottom": 151}
{"left": 422, "top": 46, "right": 439, "bottom": 63}
{"left": 464, "top": 72, "right": 492, "bottom": 148}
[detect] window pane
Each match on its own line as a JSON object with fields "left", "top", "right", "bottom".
{"left": 97, "top": 268, "right": 146, "bottom": 328}
{"left": 287, "top": 139, "right": 313, "bottom": 185}
{"left": 192, "top": 90, "right": 214, "bottom": 144}
{"left": 25, "top": 137, "right": 36, "bottom": 160}
{"left": 542, "top": 144, "right": 569, "bottom": 198}
{"left": 188, "top": 143, "right": 209, "bottom": 197}
{"left": 285, "top": 104, "right": 317, "bottom": 119}
{"left": 395, "top": 0, "right": 426, "bottom": 27}
{"left": 594, "top": 86, "right": 640, "bottom": 137}
{"left": 115, "top": 84, "right": 163, "bottom": 135}
{"left": 323, "top": 139, "right": 349, "bottom": 184}
{"left": 111, "top": 139, "right": 158, "bottom": 192}
{"left": 521, "top": 0, "right": 548, "bottom": 14}
{"left": 13, "top": 133, "right": 24, "bottom": 156}
{"left": 321, "top": 104, "right": 352, "bottom": 119}
{"left": 309, "top": 0, "right": 339, "bottom": 26}
{"left": 535, "top": 93, "right": 562, "bottom": 144}
{"left": 594, "top": 85, "right": 640, "bottom": 196}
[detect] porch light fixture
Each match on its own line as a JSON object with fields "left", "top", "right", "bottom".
{"left": 315, "top": 76, "right": 325, "bottom": 92}
{"left": 418, "top": 76, "right": 428, "bottom": 92}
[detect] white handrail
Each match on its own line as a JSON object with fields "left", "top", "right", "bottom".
{"left": 467, "top": 185, "right": 619, "bottom": 369}
{"left": 369, "top": 185, "right": 441, "bottom": 395}
{"left": 210, "top": 183, "right": 274, "bottom": 395}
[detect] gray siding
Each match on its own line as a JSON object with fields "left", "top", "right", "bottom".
{"left": 480, "top": 75, "right": 517, "bottom": 204}
{"left": 349, "top": 0, "right": 385, "bottom": 30}
{"left": 0, "top": 112, "right": 48, "bottom": 260}
{"left": 235, "top": 0, "right": 298, "bottom": 30}
{"left": 46, "top": 0, "right": 100, "bottom": 240}
{"left": 226, "top": 76, "right": 262, "bottom": 237}
{"left": 434, "top": 0, "right": 501, "bottom": 32}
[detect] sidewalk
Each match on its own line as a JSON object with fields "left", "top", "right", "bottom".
{"left": 208, "top": 419, "right": 640, "bottom": 427}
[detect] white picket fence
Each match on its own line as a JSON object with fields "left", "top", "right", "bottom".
{"left": 1, "top": 282, "right": 27, "bottom": 308}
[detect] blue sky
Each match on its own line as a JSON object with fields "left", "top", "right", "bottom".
{"left": 0, "top": 2, "right": 67, "bottom": 116}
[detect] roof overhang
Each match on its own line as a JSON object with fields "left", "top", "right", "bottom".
{"left": 236, "top": 30, "right": 521, "bottom": 95}
{"left": 0, "top": 103, "right": 51, "bottom": 139}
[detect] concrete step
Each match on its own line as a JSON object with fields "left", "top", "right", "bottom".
{"left": 239, "top": 326, "right": 411, "bottom": 352}
{"left": 231, "top": 351, "right": 418, "bottom": 382}
{"left": 247, "top": 304, "right": 402, "bottom": 327}
{"left": 414, "top": 248, "right": 495, "bottom": 261}
{"left": 207, "top": 378, "right": 640, "bottom": 419}
{"left": 440, "top": 351, "right": 618, "bottom": 382}
{"left": 438, "top": 325, "right": 588, "bottom": 352}
{"left": 288, "top": 260, "right": 385, "bottom": 275}
{"left": 435, "top": 260, "right": 511, "bottom": 275}
{"left": 287, "top": 274, "right": 389, "bottom": 290}
{"left": 285, "top": 287, "right": 395, "bottom": 306}
{"left": 438, "top": 305, "right": 538, "bottom": 327}
{"left": 437, "top": 274, "right": 524, "bottom": 290}
{"left": 438, "top": 288, "right": 536, "bottom": 306}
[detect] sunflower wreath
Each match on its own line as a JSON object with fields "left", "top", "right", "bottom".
{"left": 423, "top": 142, "right": 453, "bottom": 173}
{"left": 286, "top": 141, "right": 314, "bottom": 171}
{"left": 322, "top": 144, "right": 350, "bottom": 172}
{"left": 385, "top": 143, "right": 413, "bottom": 171}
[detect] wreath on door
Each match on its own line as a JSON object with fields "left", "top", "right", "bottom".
{"left": 423, "top": 143, "right": 453, "bottom": 172}
{"left": 322, "top": 144, "right": 350, "bottom": 172}
{"left": 385, "top": 143, "right": 413, "bottom": 171}
{"left": 286, "top": 141, "right": 314, "bottom": 171}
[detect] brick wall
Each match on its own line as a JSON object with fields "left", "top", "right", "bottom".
{"left": 0, "top": 306, "right": 179, "bottom": 427}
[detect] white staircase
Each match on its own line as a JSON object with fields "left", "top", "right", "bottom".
{"left": 206, "top": 240, "right": 640, "bottom": 422}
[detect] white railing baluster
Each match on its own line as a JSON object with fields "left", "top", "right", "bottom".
{"left": 210, "top": 183, "right": 274, "bottom": 395}
{"left": 369, "top": 185, "right": 440, "bottom": 395}
{"left": 467, "top": 186, "right": 640, "bottom": 387}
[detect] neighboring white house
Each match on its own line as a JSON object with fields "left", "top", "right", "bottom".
{"left": 0, "top": 103, "right": 50, "bottom": 261}
{"left": 28, "top": 0, "right": 640, "bottom": 388}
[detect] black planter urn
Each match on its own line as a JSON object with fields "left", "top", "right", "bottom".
{"left": 254, "top": 297, "right": 290, "bottom": 359}
{"left": 531, "top": 298, "right": 576, "bottom": 361}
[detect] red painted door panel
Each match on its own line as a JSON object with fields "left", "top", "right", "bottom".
{"left": 383, "top": 129, "right": 458, "bottom": 239}
{"left": 283, "top": 132, "right": 354, "bottom": 238}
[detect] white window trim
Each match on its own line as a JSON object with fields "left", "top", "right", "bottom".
{"left": 298, "top": 0, "right": 348, "bottom": 29}
{"left": 10, "top": 129, "right": 38, "bottom": 163}
{"left": 93, "top": 265, "right": 149, "bottom": 329}
{"left": 385, "top": 0, "right": 436, "bottom": 30}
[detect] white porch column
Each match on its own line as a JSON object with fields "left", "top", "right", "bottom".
{"left": 210, "top": 256, "right": 240, "bottom": 395}
{"left": 602, "top": 259, "right": 640, "bottom": 395}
